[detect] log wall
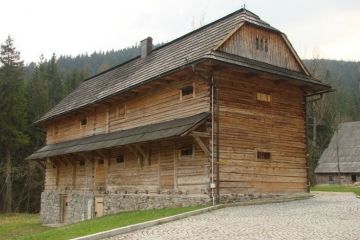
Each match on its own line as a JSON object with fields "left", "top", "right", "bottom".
{"left": 44, "top": 137, "right": 210, "bottom": 196}
{"left": 219, "top": 23, "right": 302, "bottom": 72}
{"left": 46, "top": 76, "right": 209, "bottom": 144}
{"left": 216, "top": 69, "right": 307, "bottom": 194}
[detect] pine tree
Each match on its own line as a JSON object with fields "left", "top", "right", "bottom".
{"left": 0, "top": 36, "right": 27, "bottom": 212}
{"left": 47, "top": 53, "right": 64, "bottom": 107}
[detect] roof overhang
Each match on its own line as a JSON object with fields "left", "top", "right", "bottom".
{"left": 27, "top": 112, "right": 210, "bottom": 160}
{"left": 205, "top": 51, "right": 332, "bottom": 95}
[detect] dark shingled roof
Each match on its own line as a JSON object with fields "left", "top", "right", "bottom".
{"left": 27, "top": 112, "right": 210, "bottom": 160}
{"left": 315, "top": 121, "right": 360, "bottom": 173}
{"left": 37, "top": 8, "right": 330, "bottom": 124}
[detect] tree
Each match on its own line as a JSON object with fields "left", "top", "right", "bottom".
{"left": 0, "top": 36, "right": 27, "bottom": 212}
{"left": 47, "top": 54, "right": 64, "bottom": 107}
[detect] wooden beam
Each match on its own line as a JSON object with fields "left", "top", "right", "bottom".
{"left": 127, "top": 145, "right": 143, "bottom": 167}
{"left": 135, "top": 144, "right": 150, "bottom": 165}
{"left": 34, "top": 159, "right": 46, "bottom": 171}
{"left": 94, "top": 150, "right": 109, "bottom": 160}
{"left": 77, "top": 152, "right": 92, "bottom": 162}
{"left": 191, "top": 134, "right": 210, "bottom": 156}
{"left": 191, "top": 131, "right": 210, "bottom": 138}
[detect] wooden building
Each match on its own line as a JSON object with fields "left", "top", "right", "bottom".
{"left": 316, "top": 121, "right": 360, "bottom": 184}
{"left": 27, "top": 8, "right": 331, "bottom": 224}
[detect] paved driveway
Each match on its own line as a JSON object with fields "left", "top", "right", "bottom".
{"left": 108, "top": 192, "right": 360, "bottom": 240}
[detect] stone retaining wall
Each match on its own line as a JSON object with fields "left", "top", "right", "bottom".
{"left": 40, "top": 191, "right": 211, "bottom": 224}
{"left": 104, "top": 194, "right": 211, "bottom": 215}
{"left": 40, "top": 191, "right": 94, "bottom": 224}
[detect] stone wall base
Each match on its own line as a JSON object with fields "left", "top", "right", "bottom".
{"left": 41, "top": 191, "right": 94, "bottom": 224}
{"left": 40, "top": 191, "right": 211, "bottom": 224}
{"left": 219, "top": 193, "right": 293, "bottom": 203}
{"left": 104, "top": 194, "right": 211, "bottom": 215}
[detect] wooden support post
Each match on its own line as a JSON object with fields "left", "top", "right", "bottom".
{"left": 174, "top": 143, "right": 178, "bottom": 191}
{"left": 71, "top": 161, "right": 76, "bottom": 188}
{"left": 135, "top": 144, "right": 149, "bottom": 165}
{"left": 191, "top": 133, "right": 210, "bottom": 156}
{"left": 34, "top": 159, "right": 46, "bottom": 171}
{"left": 127, "top": 145, "right": 143, "bottom": 167}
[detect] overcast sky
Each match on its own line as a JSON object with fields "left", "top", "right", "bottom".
{"left": 1, "top": 0, "right": 360, "bottom": 63}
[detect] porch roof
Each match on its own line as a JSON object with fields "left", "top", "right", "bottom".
{"left": 26, "top": 112, "right": 209, "bottom": 160}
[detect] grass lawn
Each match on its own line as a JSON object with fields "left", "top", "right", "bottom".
{"left": 311, "top": 184, "right": 360, "bottom": 196}
{"left": 1, "top": 205, "right": 205, "bottom": 240}
{"left": 0, "top": 214, "right": 50, "bottom": 240}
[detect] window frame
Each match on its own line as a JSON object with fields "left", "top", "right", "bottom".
{"left": 256, "top": 150, "right": 272, "bottom": 160}
{"left": 179, "top": 145, "right": 194, "bottom": 158}
{"left": 116, "top": 154, "right": 125, "bottom": 165}
{"left": 256, "top": 92, "right": 272, "bottom": 104}
{"left": 80, "top": 117, "right": 88, "bottom": 129}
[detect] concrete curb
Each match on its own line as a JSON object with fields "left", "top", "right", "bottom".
{"left": 71, "top": 194, "right": 313, "bottom": 240}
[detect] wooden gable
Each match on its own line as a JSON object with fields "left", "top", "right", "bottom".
{"left": 216, "top": 23, "right": 308, "bottom": 74}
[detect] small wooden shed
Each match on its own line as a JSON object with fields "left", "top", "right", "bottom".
{"left": 316, "top": 121, "right": 360, "bottom": 184}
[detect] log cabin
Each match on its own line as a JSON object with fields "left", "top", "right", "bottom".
{"left": 315, "top": 121, "right": 360, "bottom": 184}
{"left": 27, "top": 8, "right": 331, "bottom": 224}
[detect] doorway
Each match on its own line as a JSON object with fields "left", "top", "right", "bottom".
{"left": 60, "top": 195, "right": 67, "bottom": 223}
{"left": 94, "top": 197, "right": 104, "bottom": 217}
{"left": 351, "top": 174, "right": 357, "bottom": 182}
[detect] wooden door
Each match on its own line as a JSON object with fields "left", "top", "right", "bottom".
{"left": 60, "top": 195, "right": 67, "bottom": 223}
{"left": 94, "top": 197, "right": 104, "bottom": 217}
{"left": 159, "top": 142, "right": 175, "bottom": 189}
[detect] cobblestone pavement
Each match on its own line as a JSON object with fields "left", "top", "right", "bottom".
{"left": 108, "top": 193, "right": 360, "bottom": 240}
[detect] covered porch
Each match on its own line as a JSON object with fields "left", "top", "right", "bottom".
{"left": 27, "top": 113, "right": 213, "bottom": 223}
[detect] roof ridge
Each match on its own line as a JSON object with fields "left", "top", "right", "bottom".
{"left": 81, "top": 8, "right": 269, "bottom": 83}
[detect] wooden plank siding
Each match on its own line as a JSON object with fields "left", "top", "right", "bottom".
{"left": 44, "top": 137, "right": 210, "bottom": 195}
{"left": 216, "top": 69, "right": 307, "bottom": 194}
{"left": 46, "top": 75, "right": 210, "bottom": 144}
{"left": 218, "top": 23, "right": 303, "bottom": 72}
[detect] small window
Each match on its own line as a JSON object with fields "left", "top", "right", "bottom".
{"left": 181, "top": 86, "right": 193, "bottom": 97}
{"left": 329, "top": 175, "right": 333, "bottom": 182}
{"left": 256, "top": 92, "right": 271, "bottom": 103}
{"left": 79, "top": 160, "right": 85, "bottom": 166}
{"left": 80, "top": 118, "right": 87, "bottom": 128}
{"left": 180, "top": 146, "right": 193, "bottom": 157}
{"left": 98, "top": 159, "right": 104, "bottom": 165}
{"left": 257, "top": 151, "right": 271, "bottom": 160}
{"left": 256, "top": 37, "right": 269, "bottom": 52}
{"left": 116, "top": 155, "right": 124, "bottom": 164}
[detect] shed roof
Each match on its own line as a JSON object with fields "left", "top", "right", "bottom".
{"left": 315, "top": 121, "right": 360, "bottom": 173}
{"left": 37, "top": 8, "right": 330, "bottom": 124}
{"left": 27, "top": 112, "right": 209, "bottom": 160}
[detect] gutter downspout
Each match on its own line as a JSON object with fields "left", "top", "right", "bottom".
{"left": 216, "top": 85, "right": 220, "bottom": 203}
{"left": 211, "top": 75, "right": 215, "bottom": 206}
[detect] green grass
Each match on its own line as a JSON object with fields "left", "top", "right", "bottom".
{"left": 0, "top": 214, "right": 50, "bottom": 240}
{"left": 1, "top": 205, "right": 205, "bottom": 240}
{"left": 311, "top": 184, "right": 360, "bottom": 196}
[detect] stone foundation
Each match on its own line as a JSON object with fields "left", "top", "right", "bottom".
{"left": 40, "top": 191, "right": 211, "bottom": 224}
{"left": 219, "top": 193, "right": 288, "bottom": 203}
{"left": 40, "top": 191, "right": 94, "bottom": 224}
{"left": 104, "top": 194, "right": 211, "bottom": 215}
{"left": 41, "top": 191, "right": 61, "bottom": 224}
{"left": 41, "top": 191, "right": 300, "bottom": 224}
